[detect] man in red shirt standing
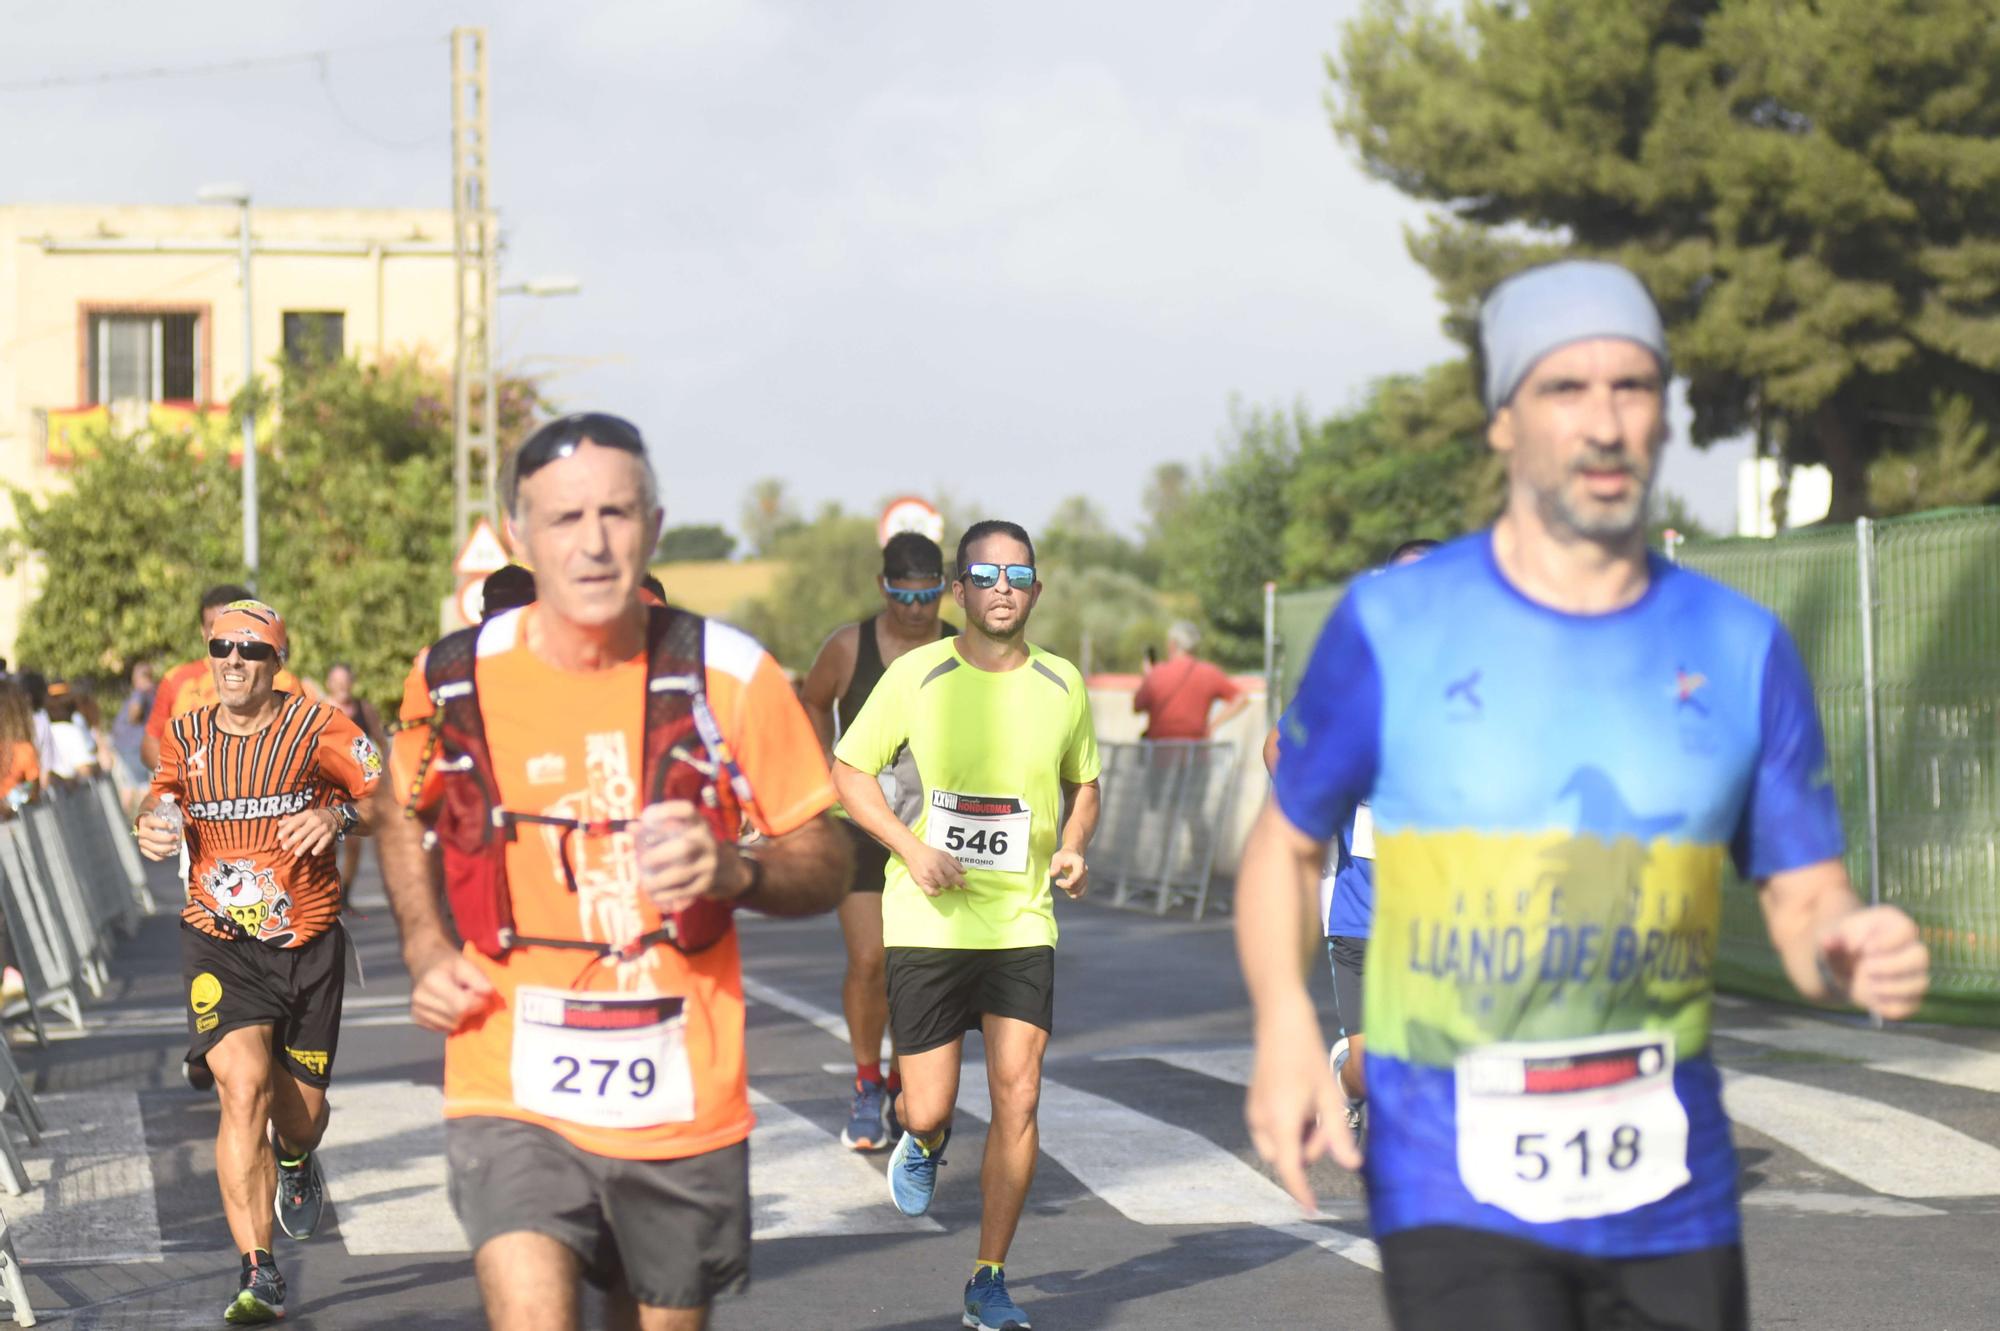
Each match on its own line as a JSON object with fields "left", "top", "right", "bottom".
{"left": 1132, "top": 622, "right": 1249, "bottom": 741}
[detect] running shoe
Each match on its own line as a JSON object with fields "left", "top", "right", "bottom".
{"left": 1330, "top": 1038, "right": 1363, "bottom": 1134}
{"left": 185, "top": 1054, "right": 215, "bottom": 1093}
{"left": 963, "top": 1266, "right": 1031, "bottom": 1330}
{"left": 224, "top": 1252, "right": 286, "bottom": 1324}
{"left": 842, "top": 1077, "right": 890, "bottom": 1151}
{"left": 273, "top": 1144, "right": 326, "bottom": 1240}
{"left": 886, "top": 1126, "right": 949, "bottom": 1217}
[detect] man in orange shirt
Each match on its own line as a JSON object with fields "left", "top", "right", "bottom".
{"left": 142, "top": 584, "right": 315, "bottom": 773}
{"left": 135, "top": 599, "right": 381, "bottom": 1324}
{"left": 377, "top": 412, "right": 850, "bottom": 1331}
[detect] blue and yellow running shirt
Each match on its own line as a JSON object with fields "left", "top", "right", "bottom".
{"left": 1274, "top": 533, "right": 1843, "bottom": 1258}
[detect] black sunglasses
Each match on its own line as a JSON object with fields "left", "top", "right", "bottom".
{"left": 509, "top": 413, "right": 649, "bottom": 489}
{"left": 209, "top": 638, "right": 278, "bottom": 663}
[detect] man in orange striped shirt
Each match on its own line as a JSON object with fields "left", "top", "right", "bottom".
{"left": 136, "top": 599, "right": 381, "bottom": 1325}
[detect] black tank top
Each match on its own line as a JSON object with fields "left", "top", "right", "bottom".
{"left": 836, "top": 613, "right": 957, "bottom": 736}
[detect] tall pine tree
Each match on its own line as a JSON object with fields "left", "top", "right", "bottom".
{"left": 1332, "top": 0, "right": 2000, "bottom": 518}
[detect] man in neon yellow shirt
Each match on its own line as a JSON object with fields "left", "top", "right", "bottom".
{"left": 832, "top": 518, "right": 1100, "bottom": 1331}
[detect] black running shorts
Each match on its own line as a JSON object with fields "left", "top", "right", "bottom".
{"left": 1327, "top": 934, "right": 1366, "bottom": 1039}
{"left": 1378, "top": 1226, "right": 1747, "bottom": 1331}
{"left": 841, "top": 819, "right": 891, "bottom": 894}
{"left": 181, "top": 922, "right": 347, "bottom": 1087}
{"left": 446, "top": 1116, "right": 751, "bottom": 1308}
{"left": 886, "top": 945, "right": 1054, "bottom": 1055}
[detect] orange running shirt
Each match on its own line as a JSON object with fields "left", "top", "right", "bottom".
{"left": 148, "top": 659, "right": 315, "bottom": 741}
{"left": 152, "top": 694, "right": 380, "bottom": 948}
{"left": 392, "top": 607, "right": 835, "bottom": 1161}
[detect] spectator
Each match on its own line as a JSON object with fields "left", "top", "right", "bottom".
{"left": 0, "top": 680, "right": 41, "bottom": 806}
{"left": 18, "top": 672, "right": 56, "bottom": 778}
{"left": 45, "top": 683, "right": 100, "bottom": 781}
{"left": 1132, "top": 621, "right": 1251, "bottom": 740}
{"left": 113, "top": 662, "right": 154, "bottom": 770}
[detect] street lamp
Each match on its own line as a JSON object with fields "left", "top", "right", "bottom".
{"left": 197, "top": 183, "right": 257, "bottom": 586}
{"left": 498, "top": 276, "right": 581, "bottom": 298}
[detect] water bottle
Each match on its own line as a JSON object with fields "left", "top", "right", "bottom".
{"left": 632, "top": 802, "right": 690, "bottom": 868}
{"left": 152, "top": 793, "right": 184, "bottom": 845}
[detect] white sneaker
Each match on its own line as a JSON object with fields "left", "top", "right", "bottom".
{"left": 1330, "top": 1037, "right": 1364, "bottom": 1133}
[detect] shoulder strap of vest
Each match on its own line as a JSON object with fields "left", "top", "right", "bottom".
{"left": 641, "top": 605, "right": 755, "bottom": 812}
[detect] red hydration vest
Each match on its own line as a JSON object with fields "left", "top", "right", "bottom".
{"left": 408, "top": 605, "right": 754, "bottom": 960}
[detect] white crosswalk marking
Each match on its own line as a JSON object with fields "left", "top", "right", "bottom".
{"left": 1722, "top": 1071, "right": 2000, "bottom": 1197}
{"left": 748, "top": 978, "right": 1380, "bottom": 1268}
{"left": 320, "top": 1081, "right": 466, "bottom": 1256}
{"left": 748, "top": 1089, "right": 941, "bottom": 1238}
{"left": 954, "top": 1062, "right": 1315, "bottom": 1227}
{"left": 6, "top": 1091, "right": 162, "bottom": 1264}
{"left": 1720, "top": 1018, "right": 2000, "bottom": 1095}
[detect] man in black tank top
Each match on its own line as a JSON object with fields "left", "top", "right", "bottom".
{"left": 801, "top": 532, "right": 957, "bottom": 1150}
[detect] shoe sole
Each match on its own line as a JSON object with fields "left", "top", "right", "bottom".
{"left": 962, "top": 1312, "right": 1031, "bottom": 1330}
{"left": 224, "top": 1291, "right": 285, "bottom": 1324}
{"left": 885, "top": 1135, "right": 936, "bottom": 1217}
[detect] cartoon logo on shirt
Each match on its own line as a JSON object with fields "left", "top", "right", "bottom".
{"left": 1672, "top": 668, "right": 1709, "bottom": 716}
{"left": 201, "top": 859, "right": 294, "bottom": 944}
{"left": 1445, "top": 669, "right": 1483, "bottom": 721}
{"left": 351, "top": 735, "right": 383, "bottom": 785}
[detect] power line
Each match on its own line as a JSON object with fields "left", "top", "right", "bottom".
{"left": 0, "top": 36, "right": 444, "bottom": 94}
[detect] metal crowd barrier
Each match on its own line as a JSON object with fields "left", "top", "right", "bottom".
{"left": 1093, "top": 740, "right": 1244, "bottom": 921}
{"left": 0, "top": 772, "right": 156, "bottom": 1326}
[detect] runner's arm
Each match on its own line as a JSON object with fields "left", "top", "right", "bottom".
{"left": 1759, "top": 859, "right": 1928, "bottom": 1019}
{"left": 799, "top": 624, "right": 857, "bottom": 756}
{"left": 831, "top": 759, "right": 928, "bottom": 865}
{"left": 729, "top": 812, "right": 851, "bottom": 917}
{"left": 1057, "top": 778, "right": 1099, "bottom": 855}
{"left": 1236, "top": 800, "right": 1358, "bottom": 1204}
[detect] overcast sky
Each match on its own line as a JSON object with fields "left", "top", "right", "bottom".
{"left": 3, "top": 0, "right": 1743, "bottom": 542}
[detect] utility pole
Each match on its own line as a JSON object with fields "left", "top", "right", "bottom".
{"left": 451, "top": 26, "right": 499, "bottom": 548}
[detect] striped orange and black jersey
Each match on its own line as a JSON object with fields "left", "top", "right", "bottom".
{"left": 151, "top": 693, "right": 382, "bottom": 948}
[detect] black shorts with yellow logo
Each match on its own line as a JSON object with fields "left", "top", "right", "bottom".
{"left": 182, "top": 922, "right": 347, "bottom": 1087}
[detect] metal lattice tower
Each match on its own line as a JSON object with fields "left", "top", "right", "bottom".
{"left": 450, "top": 26, "right": 500, "bottom": 547}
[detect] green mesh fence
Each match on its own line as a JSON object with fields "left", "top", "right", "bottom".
{"left": 1269, "top": 510, "right": 2000, "bottom": 1019}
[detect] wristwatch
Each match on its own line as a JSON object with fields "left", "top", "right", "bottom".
{"left": 332, "top": 803, "right": 360, "bottom": 838}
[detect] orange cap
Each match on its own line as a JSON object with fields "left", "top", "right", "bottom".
{"left": 212, "top": 599, "right": 288, "bottom": 659}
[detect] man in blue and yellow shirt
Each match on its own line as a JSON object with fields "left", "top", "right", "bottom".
{"left": 1236, "top": 260, "right": 1929, "bottom": 1331}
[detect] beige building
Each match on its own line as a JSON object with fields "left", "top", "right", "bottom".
{"left": 0, "top": 203, "right": 459, "bottom": 659}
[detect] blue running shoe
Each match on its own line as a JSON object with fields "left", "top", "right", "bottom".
{"left": 963, "top": 1266, "right": 1031, "bottom": 1330}
{"left": 886, "top": 1126, "right": 949, "bottom": 1216}
{"left": 842, "top": 1078, "right": 890, "bottom": 1152}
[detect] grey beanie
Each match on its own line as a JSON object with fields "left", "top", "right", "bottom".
{"left": 1479, "top": 260, "right": 1669, "bottom": 409}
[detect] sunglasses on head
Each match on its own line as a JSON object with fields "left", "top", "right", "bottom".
{"left": 881, "top": 578, "right": 945, "bottom": 606}
{"left": 208, "top": 638, "right": 278, "bottom": 663}
{"left": 961, "top": 563, "right": 1036, "bottom": 591}
{"left": 510, "top": 413, "right": 648, "bottom": 488}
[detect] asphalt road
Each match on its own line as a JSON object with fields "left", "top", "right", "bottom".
{"left": 10, "top": 855, "right": 2000, "bottom": 1330}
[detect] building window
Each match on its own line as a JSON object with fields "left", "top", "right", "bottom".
{"left": 88, "top": 312, "right": 200, "bottom": 404}
{"left": 283, "top": 311, "right": 345, "bottom": 369}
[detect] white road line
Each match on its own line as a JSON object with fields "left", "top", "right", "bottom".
{"left": 320, "top": 1080, "right": 466, "bottom": 1256}
{"left": 1109, "top": 1044, "right": 1978, "bottom": 1219}
{"left": 1723, "top": 1071, "right": 2000, "bottom": 1197}
{"left": 1739, "top": 1189, "right": 1943, "bottom": 1218}
{"left": 6, "top": 1090, "right": 163, "bottom": 1264}
{"left": 1720, "top": 1018, "right": 2000, "bottom": 1096}
{"left": 748, "top": 1090, "right": 941, "bottom": 1238}
{"left": 747, "top": 974, "right": 1379, "bottom": 1270}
